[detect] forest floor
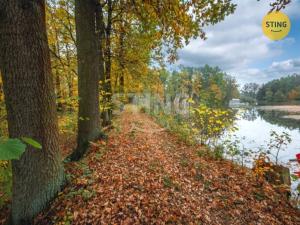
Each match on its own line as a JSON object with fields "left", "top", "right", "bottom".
{"left": 27, "top": 105, "right": 300, "bottom": 224}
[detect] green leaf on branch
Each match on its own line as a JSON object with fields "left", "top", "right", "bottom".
{"left": 0, "top": 139, "right": 26, "bottom": 160}
{"left": 21, "top": 137, "right": 42, "bottom": 149}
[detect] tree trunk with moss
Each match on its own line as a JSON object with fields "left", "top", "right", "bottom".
{"left": 0, "top": 1, "right": 64, "bottom": 224}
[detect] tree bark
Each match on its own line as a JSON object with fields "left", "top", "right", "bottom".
{"left": 102, "top": 0, "right": 113, "bottom": 126}
{"left": 69, "top": 0, "right": 101, "bottom": 161}
{"left": 0, "top": 1, "right": 64, "bottom": 224}
{"left": 95, "top": 3, "right": 105, "bottom": 83}
{"left": 118, "top": 25, "right": 125, "bottom": 96}
{"left": 95, "top": 3, "right": 107, "bottom": 124}
{"left": 0, "top": 75, "right": 3, "bottom": 104}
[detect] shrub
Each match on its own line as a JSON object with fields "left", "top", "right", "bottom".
{"left": 267, "top": 130, "right": 291, "bottom": 165}
{"left": 191, "top": 105, "right": 236, "bottom": 145}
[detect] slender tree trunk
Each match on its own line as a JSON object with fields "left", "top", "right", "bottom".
{"left": 118, "top": 24, "right": 125, "bottom": 96}
{"left": 54, "top": 25, "right": 64, "bottom": 112}
{"left": 69, "top": 0, "right": 101, "bottom": 161}
{"left": 150, "top": 92, "right": 154, "bottom": 114}
{"left": 102, "top": 0, "right": 113, "bottom": 126}
{"left": 65, "top": 43, "right": 75, "bottom": 111}
{"left": 0, "top": 1, "right": 64, "bottom": 224}
{"left": 67, "top": 76, "right": 75, "bottom": 111}
{"left": 119, "top": 75, "right": 125, "bottom": 95}
{"left": 95, "top": 3, "right": 107, "bottom": 125}
{"left": 56, "top": 74, "right": 63, "bottom": 111}
{"left": 68, "top": 76, "right": 74, "bottom": 99}
{"left": 170, "top": 96, "right": 175, "bottom": 114}
{"left": 96, "top": 6, "right": 105, "bottom": 84}
{"left": 114, "top": 74, "right": 119, "bottom": 91}
{"left": 0, "top": 76, "right": 3, "bottom": 103}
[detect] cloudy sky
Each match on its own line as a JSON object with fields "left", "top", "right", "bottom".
{"left": 175, "top": 0, "right": 300, "bottom": 86}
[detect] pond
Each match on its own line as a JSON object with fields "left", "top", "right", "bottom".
{"left": 227, "top": 107, "right": 300, "bottom": 194}
{"left": 231, "top": 108, "right": 300, "bottom": 164}
{"left": 145, "top": 98, "right": 300, "bottom": 164}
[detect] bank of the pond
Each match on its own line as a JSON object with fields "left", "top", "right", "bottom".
{"left": 1, "top": 105, "right": 300, "bottom": 224}
{"left": 257, "top": 105, "right": 300, "bottom": 121}
{"left": 231, "top": 107, "right": 300, "bottom": 199}
{"left": 257, "top": 105, "right": 300, "bottom": 114}
{"left": 150, "top": 106, "right": 300, "bottom": 203}
{"left": 32, "top": 105, "right": 300, "bottom": 224}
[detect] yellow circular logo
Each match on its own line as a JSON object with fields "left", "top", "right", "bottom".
{"left": 262, "top": 11, "right": 291, "bottom": 41}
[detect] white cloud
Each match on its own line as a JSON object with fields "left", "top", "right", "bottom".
{"left": 176, "top": 0, "right": 300, "bottom": 85}
{"left": 229, "top": 58, "right": 300, "bottom": 86}
{"left": 270, "top": 58, "right": 300, "bottom": 71}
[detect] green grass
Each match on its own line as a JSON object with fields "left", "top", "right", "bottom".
{"left": 0, "top": 162, "right": 12, "bottom": 207}
{"left": 162, "top": 175, "right": 181, "bottom": 191}
{"left": 180, "top": 157, "right": 189, "bottom": 167}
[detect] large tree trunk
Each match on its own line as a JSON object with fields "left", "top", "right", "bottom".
{"left": 0, "top": 1, "right": 64, "bottom": 224}
{"left": 69, "top": 0, "right": 101, "bottom": 161}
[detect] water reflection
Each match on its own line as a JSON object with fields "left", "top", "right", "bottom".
{"left": 257, "top": 110, "right": 300, "bottom": 131}
{"left": 235, "top": 108, "right": 300, "bottom": 196}
{"left": 239, "top": 108, "right": 258, "bottom": 121}
{"left": 231, "top": 108, "right": 300, "bottom": 163}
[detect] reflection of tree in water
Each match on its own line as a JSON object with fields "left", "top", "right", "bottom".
{"left": 257, "top": 110, "right": 300, "bottom": 130}
{"left": 240, "top": 108, "right": 258, "bottom": 121}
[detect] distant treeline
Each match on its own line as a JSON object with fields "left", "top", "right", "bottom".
{"left": 240, "top": 74, "right": 300, "bottom": 105}
{"left": 160, "top": 65, "right": 240, "bottom": 110}
{"left": 257, "top": 74, "right": 300, "bottom": 104}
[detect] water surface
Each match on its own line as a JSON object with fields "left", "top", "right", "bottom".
{"left": 231, "top": 108, "right": 300, "bottom": 164}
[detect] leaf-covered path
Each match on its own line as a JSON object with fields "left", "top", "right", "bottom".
{"left": 36, "top": 105, "right": 300, "bottom": 225}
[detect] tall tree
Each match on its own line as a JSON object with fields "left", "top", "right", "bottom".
{"left": 0, "top": 1, "right": 64, "bottom": 224}
{"left": 100, "top": 0, "right": 236, "bottom": 123}
{"left": 69, "top": 0, "right": 102, "bottom": 161}
{"left": 102, "top": 0, "right": 113, "bottom": 126}
{"left": 46, "top": 0, "right": 77, "bottom": 111}
{"left": 240, "top": 83, "right": 259, "bottom": 104}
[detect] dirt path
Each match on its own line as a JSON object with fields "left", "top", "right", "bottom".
{"left": 36, "top": 105, "right": 300, "bottom": 225}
